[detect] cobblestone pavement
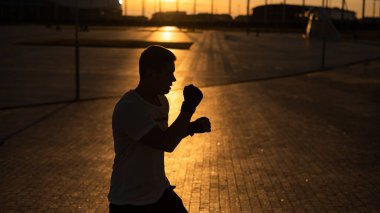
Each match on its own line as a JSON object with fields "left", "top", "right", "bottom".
{"left": 2, "top": 26, "right": 380, "bottom": 108}
{"left": 1, "top": 59, "right": 379, "bottom": 212}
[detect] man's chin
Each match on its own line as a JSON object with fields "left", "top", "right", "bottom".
{"left": 164, "top": 89, "right": 171, "bottom": 94}
{"left": 165, "top": 86, "right": 172, "bottom": 94}
{"left": 159, "top": 88, "right": 171, "bottom": 95}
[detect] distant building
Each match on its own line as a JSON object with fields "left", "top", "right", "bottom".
{"left": 250, "top": 4, "right": 357, "bottom": 28}
{"left": 121, "top": 16, "right": 148, "bottom": 25}
{"left": 360, "top": 17, "right": 380, "bottom": 30}
{"left": 151, "top": 11, "right": 232, "bottom": 26}
{"left": 0, "top": 0, "right": 122, "bottom": 24}
{"left": 234, "top": 15, "right": 250, "bottom": 23}
{"left": 152, "top": 11, "right": 187, "bottom": 23}
{"left": 0, "top": 0, "right": 53, "bottom": 22}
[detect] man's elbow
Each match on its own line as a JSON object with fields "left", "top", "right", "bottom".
{"left": 139, "top": 128, "right": 179, "bottom": 152}
{"left": 145, "top": 142, "right": 175, "bottom": 153}
{"left": 155, "top": 139, "right": 176, "bottom": 152}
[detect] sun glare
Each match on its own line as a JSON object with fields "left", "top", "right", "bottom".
{"left": 162, "top": 32, "right": 174, "bottom": 41}
{"left": 161, "top": 26, "right": 177, "bottom": 32}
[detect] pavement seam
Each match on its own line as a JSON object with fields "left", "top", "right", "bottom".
{"left": 0, "top": 103, "right": 71, "bottom": 146}
{"left": 0, "top": 96, "right": 119, "bottom": 111}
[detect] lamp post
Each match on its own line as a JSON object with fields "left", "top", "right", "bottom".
{"left": 246, "top": 0, "right": 250, "bottom": 17}
{"left": 74, "top": 0, "right": 80, "bottom": 100}
{"left": 246, "top": 0, "right": 250, "bottom": 34}
{"left": 341, "top": 0, "right": 345, "bottom": 21}
{"left": 373, "top": 0, "right": 376, "bottom": 17}
{"left": 264, "top": 0, "right": 268, "bottom": 27}
{"left": 282, "top": 0, "right": 287, "bottom": 25}
{"left": 229, "top": 0, "right": 231, "bottom": 16}
{"left": 362, "top": 0, "right": 366, "bottom": 18}
{"left": 193, "top": 0, "right": 196, "bottom": 14}
{"left": 211, "top": 0, "right": 214, "bottom": 15}
{"left": 142, "top": 0, "right": 145, "bottom": 16}
{"left": 321, "top": 0, "right": 328, "bottom": 69}
{"left": 125, "top": 0, "right": 128, "bottom": 16}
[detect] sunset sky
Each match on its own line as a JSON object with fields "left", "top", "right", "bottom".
{"left": 120, "top": 0, "right": 379, "bottom": 19}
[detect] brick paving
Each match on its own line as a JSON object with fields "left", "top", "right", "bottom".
{"left": 1, "top": 59, "right": 379, "bottom": 212}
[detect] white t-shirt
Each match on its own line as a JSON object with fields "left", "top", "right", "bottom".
{"left": 108, "top": 90, "right": 170, "bottom": 205}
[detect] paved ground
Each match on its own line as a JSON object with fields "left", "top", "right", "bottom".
{"left": 0, "top": 26, "right": 379, "bottom": 212}
{"left": 1, "top": 26, "right": 380, "bottom": 108}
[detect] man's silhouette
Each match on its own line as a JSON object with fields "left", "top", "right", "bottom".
{"left": 108, "top": 45, "right": 211, "bottom": 212}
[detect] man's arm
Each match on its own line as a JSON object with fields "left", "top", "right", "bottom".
{"left": 139, "top": 111, "right": 192, "bottom": 152}
{"left": 139, "top": 84, "right": 203, "bottom": 152}
{"left": 187, "top": 117, "right": 211, "bottom": 136}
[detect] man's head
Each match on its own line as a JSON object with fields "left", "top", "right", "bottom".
{"left": 139, "top": 45, "right": 177, "bottom": 94}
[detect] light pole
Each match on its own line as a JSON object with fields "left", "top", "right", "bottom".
{"left": 341, "top": 0, "right": 345, "bottom": 21}
{"left": 373, "top": 0, "right": 376, "bottom": 17}
{"left": 142, "top": 0, "right": 145, "bottom": 16}
{"left": 246, "top": 0, "right": 250, "bottom": 17}
{"left": 211, "top": 0, "right": 214, "bottom": 15}
{"left": 177, "top": 0, "right": 179, "bottom": 12}
{"left": 193, "top": 0, "right": 196, "bottom": 14}
{"left": 229, "top": 0, "right": 232, "bottom": 16}
{"left": 246, "top": 0, "right": 250, "bottom": 34}
{"left": 321, "top": 0, "right": 328, "bottom": 69}
{"left": 265, "top": 0, "right": 268, "bottom": 27}
{"left": 282, "top": 0, "right": 287, "bottom": 25}
{"left": 124, "top": 0, "right": 127, "bottom": 16}
{"left": 362, "top": 0, "right": 366, "bottom": 19}
{"left": 74, "top": 0, "right": 80, "bottom": 100}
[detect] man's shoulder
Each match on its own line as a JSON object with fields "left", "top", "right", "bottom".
{"left": 121, "top": 90, "right": 137, "bottom": 101}
{"left": 114, "top": 91, "right": 141, "bottom": 112}
{"left": 117, "top": 91, "right": 140, "bottom": 105}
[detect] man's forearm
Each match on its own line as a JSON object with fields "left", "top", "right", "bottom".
{"left": 140, "top": 112, "right": 192, "bottom": 152}
{"left": 162, "top": 112, "right": 192, "bottom": 152}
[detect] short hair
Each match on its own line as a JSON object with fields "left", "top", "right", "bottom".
{"left": 139, "top": 45, "right": 176, "bottom": 78}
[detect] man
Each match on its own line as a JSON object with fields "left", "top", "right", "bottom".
{"left": 108, "top": 45, "right": 211, "bottom": 212}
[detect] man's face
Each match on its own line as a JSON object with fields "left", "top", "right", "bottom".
{"left": 153, "top": 61, "right": 176, "bottom": 95}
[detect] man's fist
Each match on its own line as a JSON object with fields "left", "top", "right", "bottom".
{"left": 181, "top": 84, "right": 203, "bottom": 114}
{"left": 183, "top": 84, "right": 203, "bottom": 106}
{"left": 188, "top": 117, "right": 211, "bottom": 136}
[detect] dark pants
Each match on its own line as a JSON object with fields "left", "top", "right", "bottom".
{"left": 109, "top": 186, "right": 188, "bottom": 213}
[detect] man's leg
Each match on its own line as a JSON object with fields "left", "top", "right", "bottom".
{"left": 151, "top": 186, "right": 188, "bottom": 212}
{"left": 109, "top": 187, "right": 187, "bottom": 213}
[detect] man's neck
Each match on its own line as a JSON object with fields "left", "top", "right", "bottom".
{"left": 135, "top": 84, "right": 160, "bottom": 106}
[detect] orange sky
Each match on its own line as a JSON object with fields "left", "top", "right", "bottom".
{"left": 121, "top": 0, "right": 379, "bottom": 19}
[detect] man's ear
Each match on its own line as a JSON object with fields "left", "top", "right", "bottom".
{"left": 142, "top": 68, "right": 156, "bottom": 79}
